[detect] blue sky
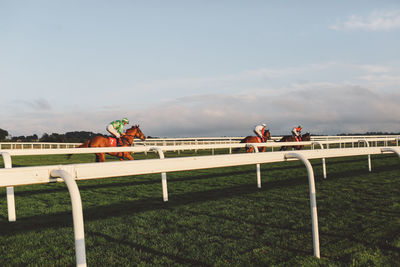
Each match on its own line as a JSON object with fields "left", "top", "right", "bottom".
{"left": 1, "top": 1, "right": 400, "bottom": 137}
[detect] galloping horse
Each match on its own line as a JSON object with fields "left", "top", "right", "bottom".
{"left": 240, "top": 129, "right": 271, "bottom": 153}
{"left": 277, "top": 132, "right": 310, "bottom": 151}
{"left": 69, "top": 125, "right": 146, "bottom": 162}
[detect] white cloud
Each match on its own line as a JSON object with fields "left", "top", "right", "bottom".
{"left": 2, "top": 62, "right": 400, "bottom": 137}
{"left": 331, "top": 10, "right": 400, "bottom": 31}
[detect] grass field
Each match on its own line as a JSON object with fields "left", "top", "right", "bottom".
{"left": 0, "top": 149, "right": 399, "bottom": 266}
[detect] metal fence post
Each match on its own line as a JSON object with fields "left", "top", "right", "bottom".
{"left": 285, "top": 152, "right": 320, "bottom": 258}
{"left": 50, "top": 169, "right": 87, "bottom": 267}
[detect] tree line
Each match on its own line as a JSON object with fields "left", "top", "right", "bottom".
{"left": 0, "top": 128, "right": 105, "bottom": 143}
{"left": 1, "top": 127, "right": 399, "bottom": 143}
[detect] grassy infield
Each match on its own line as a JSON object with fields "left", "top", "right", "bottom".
{"left": 0, "top": 147, "right": 399, "bottom": 266}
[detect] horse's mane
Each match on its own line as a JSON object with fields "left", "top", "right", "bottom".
{"left": 127, "top": 125, "right": 140, "bottom": 130}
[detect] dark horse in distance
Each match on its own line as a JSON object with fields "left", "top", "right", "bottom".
{"left": 276, "top": 132, "right": 310, "bottom": 151}
{"left": 240, "top": 129, "right": 271, "bottom": 153}
{"left": 68, "top": 125, "right": 146, "bottom": 162}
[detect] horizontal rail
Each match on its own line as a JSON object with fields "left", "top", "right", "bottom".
{"left": 0, "top": 137, "right": 397, "bottom": 157}
{"left": 1, "top": 147, "right": 398, "bottom": 187}
{"left": 1, "top": 135, "right": 399, "bottom": 149}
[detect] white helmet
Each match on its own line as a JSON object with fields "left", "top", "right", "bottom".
{"left": 262, "top": 123, "right": 266, "bottom": 127}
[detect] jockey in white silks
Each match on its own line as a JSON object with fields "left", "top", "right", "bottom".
{"left": 253, "top": 123, "right": 267, "bottom": 142}
{"left": 291, "top": 125, "right": 302, "bottom": 141}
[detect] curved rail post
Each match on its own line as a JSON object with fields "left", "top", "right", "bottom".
{"left": 358, "top": 139, "right": 371, "bottom": 172}
{"left": 312, "top": 141, "right": 327, "bottom": 179}
{"left": 149, "top": 147, "right": 168, "bottom": 201}
{"left": 381, "top": 147, "right": 400, "bottom": 158}
{"left": 50, "top": 169, "right": 87, "bottom": 267}
{"left": 284, "top": 152, "right": 320, "bottom": 258}
{"left": 1, "top": 152, "right": 16, "bottom": 222}
{"left": 246, "top": 144, "right": 261, "bottom": 188}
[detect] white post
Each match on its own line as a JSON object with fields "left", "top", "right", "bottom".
{"left": 284, "top": 152, "right": 320, "bottom": 258}
{"left": 247, "top": 144, "right": 261, "bottom": 188}
{"left": 381, "top": 147, "right": 400, "bottom": 158}
{"left": 50, "top": 169, "right": 87, "bottom": 267}
{"left": 359, "top": 139, "right": 371, "bottom": 172}
{"left": 150, "top": 147, "right": 168, "bottom": 201}
{"left": 1, "top": 152, "right": 16, "bottom": 222}
{"left": 312, "top": 142, "right": 327, "bottom": 179}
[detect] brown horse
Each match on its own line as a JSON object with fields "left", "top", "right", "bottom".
{"left": 70, "top": 125, "right": 146, "bottom": 162}
{"left": 240, "top": 129, "right": 271, "bottom": 153}
{"left": 277, "top": 132, "right": 310, "bottom": 151}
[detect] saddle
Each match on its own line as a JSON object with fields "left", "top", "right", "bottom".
{"left": 108, "top": 137, "right": 123, "bottom": 147}
{"left": 256, "top": 136, "right": 265, "bottom": 143}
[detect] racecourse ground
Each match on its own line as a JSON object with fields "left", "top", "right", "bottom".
{"left": 0, "top": 150, "right": 399, "bottom": 266}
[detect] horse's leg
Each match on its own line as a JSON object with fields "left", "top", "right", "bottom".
{"left": 124, "top": 153, "right": 134, "bottom": 160}
{"left": 97, "top": 153, "right": 105, "bottom": 162}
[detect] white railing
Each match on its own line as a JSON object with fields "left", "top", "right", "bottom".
{"left": 1, "top": 137, "right": 397, "bottom": 156}
{"left": 0, "top": 142, "right": 81, "bottom": 149}
{"left": 1, "top": 144, "right": 400, "bottom": 266}
{"left": 1, "top": 137, "right": 397, "bottom": 221}
{"left": 2, "top": 134, "right": 399, "bottom": 149}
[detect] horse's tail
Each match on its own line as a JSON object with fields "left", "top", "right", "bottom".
{"left": 78, "top": 140, "right": 91, "bottom": 148}
{"left": 67, "top": 140, "right": 91, "bottom": 159}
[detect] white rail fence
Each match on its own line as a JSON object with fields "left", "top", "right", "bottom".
{"left": 1, "top": 134, "right": 399, "bottom": 150}
{"left": 1, "top": 137, "right": 398, "bottom": 223}
{"left": 0, "top": 141, "right": 400, "bottom": 266}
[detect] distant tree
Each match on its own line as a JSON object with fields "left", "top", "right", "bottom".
{"left": 25, "top": 134, "right": 38, "bottom": 142}
{"left": 65, "top": 131, "right": 105, "bottom": 143}
{"left": 11, "top": 136, "right": 26, "bottom": 142}
{"left": 0, "top": 128, "right": 8, "bottom": 140}
{"left": 39, "top": 133, "right": 66, "bottom": 142}
{"left": 40, "top": 133, "right": 50, "bottom": 141}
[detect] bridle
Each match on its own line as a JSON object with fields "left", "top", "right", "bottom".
{"left": 263, "top": 130, "right": 271, "bottom": 140}
{"left": 120, "top": 128, "right": 144, "bottom": 145}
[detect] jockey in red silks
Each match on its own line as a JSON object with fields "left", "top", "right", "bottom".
{"left": 292, "top": 125, "right": 302, "bottom": 141}
{"left": 253, "top": 123, "right": 267, "bottom": 142}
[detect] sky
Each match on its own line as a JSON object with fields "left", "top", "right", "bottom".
{"left": 1, "top": 0, "right": 400, "bottom": 137}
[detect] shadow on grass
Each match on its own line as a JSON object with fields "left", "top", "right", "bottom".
{"left": 0, "top": 174, "right": 310, "bottom": 235}
{"left": 87, "top": 230, "right": 210, "bottom": 266}
{"left": 1, "top": 155, "right": 398, "bottom": 238}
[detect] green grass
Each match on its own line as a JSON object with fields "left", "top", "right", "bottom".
{"left": 0, "top": 150, "right": 399, "bottom": 266}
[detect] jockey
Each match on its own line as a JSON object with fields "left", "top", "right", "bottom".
{"left": 106, "top": 118, "right": 129, "bottom": 144}
{"left": 253, "top": 123, "right": 267, "bottom": 142}
{"left": 291, "top": 125, "right": 302, "bottom": 141}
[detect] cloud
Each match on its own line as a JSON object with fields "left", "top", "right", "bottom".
{"left": 11, "top": 98, "right": 52, "bottom": 111}
{"left": 132, "top": 83, "right": 400, "bottom": 137}
{"left": 2, "top": 63, "right": 400, "bottom": 137}
{"left": 331, "top": 10, "right": 400, "bottom": 31}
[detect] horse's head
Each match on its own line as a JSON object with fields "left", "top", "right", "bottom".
{"left": 264, "top": 129, "right": 271, "bottom": 140}
{"left": 302, "top": 132, "right": 310, "bottom": 141}
{"left": 126, "top": 125, "right": 146, "bottom": 141}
